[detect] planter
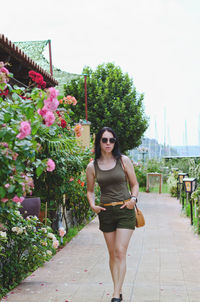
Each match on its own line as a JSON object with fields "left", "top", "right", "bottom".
{"left": 19, "top": 197, "right": 41, "bottom": 219}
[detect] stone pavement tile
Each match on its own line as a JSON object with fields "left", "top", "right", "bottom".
{"left": 160, "top": 268, "right": 185, "bottom": 283}
{"left": 159, "top": 282, "right": 189, "bottom": 302}
{"left": 130, "top": 282, "right": 160, "bottom": 302}
{"left": 135, "top": 271, "right": 160, "bottom": 283}
{"left": 3, "top": 282, "right": 79, "bottom": 302}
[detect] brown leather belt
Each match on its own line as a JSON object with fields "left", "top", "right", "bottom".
{"left": 102, "top": 198, "right": 131, "bottom": 206}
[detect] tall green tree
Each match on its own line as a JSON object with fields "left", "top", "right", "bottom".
{"left": 64, "top": 63, "right": 149, "bottom": 152}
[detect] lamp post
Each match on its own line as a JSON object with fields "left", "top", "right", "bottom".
{"left": 177, "top": 172, "right": 188, "bottom": 207}
{"left": 183, "top": 177, "right": 197, "bottom": 225}
{"left": 48, "top": 40, "right": 53, "bottom": 76}
{"left": 83, "top": 73, "right": 88, "bottom": 121}
{"left": 138, "top": 147, "right": 148, "bottom": 163}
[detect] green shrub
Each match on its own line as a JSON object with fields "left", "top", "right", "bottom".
{"left": 167, "top": 171, "right": 178, "bottom": 197}
{"left": 134, "top": 163, "right": 146, "bottom": 187}
{"left": 0, "top": 205, "right": 58, "bottom": 298}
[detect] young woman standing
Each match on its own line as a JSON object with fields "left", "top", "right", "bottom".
{"left": 86, "top": 127, "right": 139, "bottom": 302}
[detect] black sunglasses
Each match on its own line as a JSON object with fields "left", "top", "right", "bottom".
{"left": 101, "top": 137, "right": 116, "bottom": 144}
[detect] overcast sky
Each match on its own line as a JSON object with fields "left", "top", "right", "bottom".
{"left": 1, "top": 0, "right": 200, "bottom": 146}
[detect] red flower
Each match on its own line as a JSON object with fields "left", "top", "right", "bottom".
{"left": 41, "top": 81, "right": 46, "bottom": 88}
{"left": 0, "top": 89, "right": 9, "bottom": 96}
{"left": 28, "top": 70, "right": 46, "bottom": 89}
{"left": 61, "top": 119, "right": 67, "bottom": 128}
{"left": 77, "top": 179, "right": 81, "bottom": 184}
{"left": 29, "top": 70, "right": 37, "bottom": 80}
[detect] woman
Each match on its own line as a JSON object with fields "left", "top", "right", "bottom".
{"left": 86, "top": 127, "right": 139, "bottom": 302}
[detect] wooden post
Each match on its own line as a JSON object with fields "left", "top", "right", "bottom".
{"left": 146, "top": 173, "right": 162, "bottom": 193}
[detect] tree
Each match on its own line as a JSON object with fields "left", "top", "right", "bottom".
{"left": 64, "top": 63, "right": 149, "bottom": 152}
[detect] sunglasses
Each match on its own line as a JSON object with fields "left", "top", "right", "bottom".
{"left": 101, "top": 137, "right": 116, "bottom": 144}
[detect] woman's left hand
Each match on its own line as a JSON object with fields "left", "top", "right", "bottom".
{"left": 120, "top": 198, "right": 136, "bottom": 209}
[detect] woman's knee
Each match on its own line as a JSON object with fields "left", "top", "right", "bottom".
{"left": 114, "top": 248, "right": 126, "bottom": 261}
{"left": 108, "top": 249, "right": 115, "bottom": 260}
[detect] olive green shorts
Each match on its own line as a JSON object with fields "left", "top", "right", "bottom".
{"left": 98, "top": 205, "right": 136, "bottom": 233}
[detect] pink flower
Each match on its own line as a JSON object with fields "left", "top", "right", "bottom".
{"left": 48, "top": 87, "right": 59, "bottom": 99}
{"left": 58, "top": 227, "right": 66, "bottom": 237}
{"left": 69, "top": 177, "right": 74, "bottom": 182}
{"left": 44, "top": 98, "right": 59, "bottom": 112}
{"left": 12, "top": 196, "right": 24, "bottom": 203}
{"left": 37, "top": 107, "right": 48, "bottom": 117}
{"left": 0, "top": 67, "right": 9, "bottom": 75}
{"left": 4, "top": 184, "right": 10, "bottom": 188}
{"left": 44, "top": 111, "right": 55, "bottom": 127}
{"left": 1, "top": 198, "right": 8, "bottom": 203}
{"left": 47, "top": 159, "right": 56, "bottom": 172}
{"left": 71, "top": 97, "right": 77, "bottom": 106}
{"left": 53, "top": 239, "right": 59, "bottom": 249}
{"left": 16, "top": 121, "right": 31, "bottom": 140}
{"left": 12, "top": 152, "right": 18, "bottom": 160}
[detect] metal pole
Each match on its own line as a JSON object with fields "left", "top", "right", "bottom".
{"left": 189, "top": 193, "right": 193, "bottom": 225}
{"left": 182, "top": 194, "right": 185, "bottom": 210}
{"left": 84, "top": 74, "right": 88, "bottom": 121}
{"left": 48, "top": 40, "right": 53, "bottom": 76}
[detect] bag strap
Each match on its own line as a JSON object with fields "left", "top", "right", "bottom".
{"left": 121, "top": 156, "right": 138, "bottom": 208}
{"left": 120, "top": 156, "right": 128, "bottom": 180}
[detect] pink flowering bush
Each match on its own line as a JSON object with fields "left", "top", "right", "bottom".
{"left": 0, "top": 62, "right": 95, "bottom": 298}
{"left": 0, "top": 63, "right": 63, "bottom": 298}
{"left": 0, "top": 64, "right": 59, "bottom": 207}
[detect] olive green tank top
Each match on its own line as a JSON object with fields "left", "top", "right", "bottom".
{"left": 94, "top": 158, "right": 131, "bottom": 204}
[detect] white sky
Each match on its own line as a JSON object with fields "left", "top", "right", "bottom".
{"left": 1, "top": 0, "right": 200, "bottom": 146}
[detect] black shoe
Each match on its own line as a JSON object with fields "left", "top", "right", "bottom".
{"left": 120, "top": 293, "right": 123, "bottom": 300}
{"left": 111, "top": 298, "right": 121, "bottom": 302}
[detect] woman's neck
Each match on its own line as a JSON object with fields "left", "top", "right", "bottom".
{"left": 99, "top": 152, "right": 115, "bottom": 161}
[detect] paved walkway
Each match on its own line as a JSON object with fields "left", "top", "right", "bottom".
{"left": 2, "top": 193, "right": 200, "bottom": 302}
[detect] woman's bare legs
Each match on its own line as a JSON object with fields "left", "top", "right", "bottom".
{"left": 103, "top": 228, "right": 134, "bottom": 298}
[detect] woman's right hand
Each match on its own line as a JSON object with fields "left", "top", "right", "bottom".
{"left": 91, "top": 205, "right": 106, "bottom": 214}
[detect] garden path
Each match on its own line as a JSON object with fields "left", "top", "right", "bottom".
{"left": 2, "top": 192, "right": 200, "bottom": 302}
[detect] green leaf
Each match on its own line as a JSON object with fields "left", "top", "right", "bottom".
{"left": 36, "top": 166, "right": 45, "bottom": 177}
{"left": 0, "top": 186, "right": 6, "bottom": 198}
{"left": 12, "top": 92, "right": 21, "bottom": 102}
{"left": 31, "top": 123, "right": 41, "bottom": 136}
{"left": 7, "top": 185, "right": 16, "bottom": 193}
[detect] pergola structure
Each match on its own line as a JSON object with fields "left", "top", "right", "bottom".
{"left": 0, "top": 34, "right": 58, "bottom": 88}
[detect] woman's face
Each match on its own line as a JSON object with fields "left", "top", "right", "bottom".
{"left": 100, "top": 130, "right": 116, "bottom": 154}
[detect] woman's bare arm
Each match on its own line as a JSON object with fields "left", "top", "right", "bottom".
{"left": 120, "top": 155, "right": 139, "bottom": 209}
{"left": 86, "top": 161, "right": 105, "bottom": 213}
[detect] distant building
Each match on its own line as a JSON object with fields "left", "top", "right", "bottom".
{"left": 129, "top": 137, "right": 178, "bottom": 162}
{"left": 173, "top": 145, "right": 200, "bottom": 157}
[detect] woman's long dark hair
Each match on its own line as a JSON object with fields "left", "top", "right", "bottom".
{"left": 94, "top": 127, "right": 121, "bottom": 161}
